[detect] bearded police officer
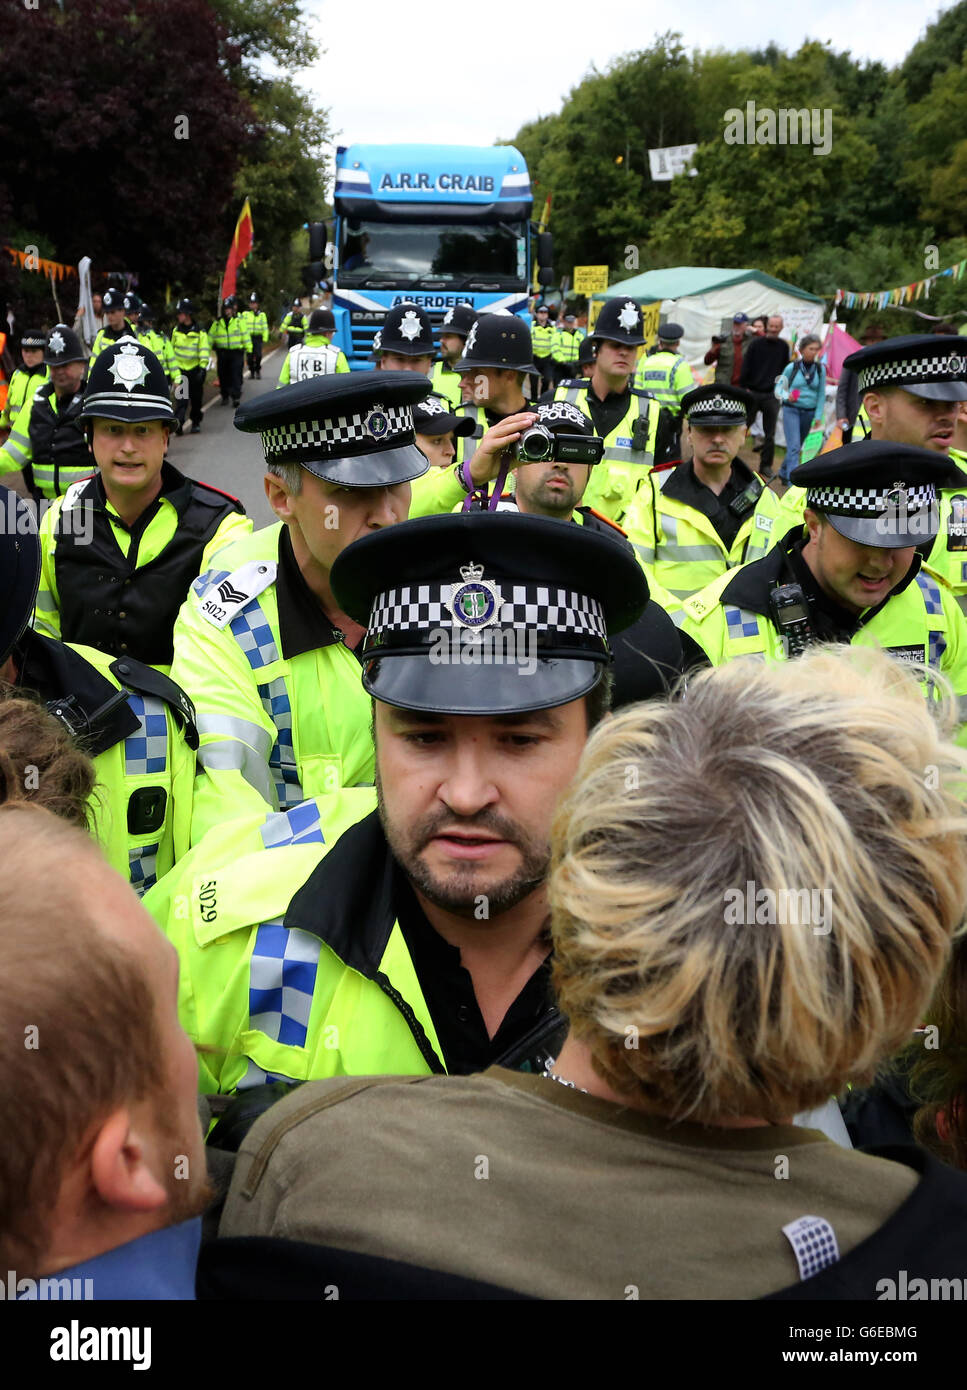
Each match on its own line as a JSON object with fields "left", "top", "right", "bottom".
{"left": 1, "top": 491, "right": 198, "bottom": 895}
{"left": 433, "top": 303, "right": 476, "bottom": 407}
{"left": 548, "top": 298, "right": 673, "bottom": 525}
{"left": 772, "top": 336, "right": 967, "bottom": 612}
{"left": 407, "top": 312, "right": 538, "bottom": 517}
{"left": 34, "top": 340, "right": 250, "bottom": 669}
{"left": 169, "top": 372, "right": 432, "bottom": 846}
{"left": 623, "top": 385, "right": 778, "bottom": 612}
{"left": 680, "top": 442, "right": 967, "bottom": 725}
{"left": 278, "top": 309, "right": 350, "bottom": 385}
{"left": 146, "top": 510, "right": 650, "bottom": 1093}
{"left": 372, "top": 301, "right": 435, "bottom": 375}
{"left": 171, "top": 299, "right": 210, "bottom": 436}
{"left": 0, "top": 324, "right": 91, "bottom": 501}
{"left": 210, "top": 295, "right": 252, "bottom": 408}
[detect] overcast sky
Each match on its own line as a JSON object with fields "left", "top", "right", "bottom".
{"left": 296, "top": 1, "right": 943, "bottom": 161}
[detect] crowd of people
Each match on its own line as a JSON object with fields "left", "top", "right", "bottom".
{"left": 2, "top": 291, "right": 967, "bottom": 1302}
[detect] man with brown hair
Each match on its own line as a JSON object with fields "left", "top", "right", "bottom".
{"left": 0, "top": 807, "right": 210, "bottom": 1296}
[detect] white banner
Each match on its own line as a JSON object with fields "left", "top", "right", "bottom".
{"left": 648, "top": 144, "right": 698, "bottom": 181}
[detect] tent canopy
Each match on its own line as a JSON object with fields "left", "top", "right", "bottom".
{"left": 595, "top": 266, "right": 824, "bottom": 305}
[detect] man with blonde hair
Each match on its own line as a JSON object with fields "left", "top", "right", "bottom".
{"left": 211, "top": 646, "right": 967, "bottom": 1298}
{"left": 0, "top": 807, "right": 210, "bottom": 1296}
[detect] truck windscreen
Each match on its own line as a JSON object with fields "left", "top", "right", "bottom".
{"left": 338, "top": 220, "right": 527, "bottom": 288}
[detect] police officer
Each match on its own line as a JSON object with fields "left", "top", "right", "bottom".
{"left": 634, "top": 322, "right": 693, "bottom": 422}
{"left": 413, "top": 392, "right": 475, "bottom": 469}
{"left": 170, "top": 298, "right": 209, "bottom": 436}
{"left": 0, "top": 330, "right": 48, "bottom": 441}
{"left": 209, "top": 295, "right": 252, "bottom": 407}
{"left": 243, "top": 292, "right": 269, "bottom": 379}
{"left": 278, "top": 309, "right": 350, "bottom": 384}
{"left": 280, "top": 299, "right": 306, "bottom": 349}
{"left": 547, "top": 298, "right": 674, "bottom": 525}
{"left": 136, "top": 304, "right": 181, "bottom": 393}
{"left": 407, "top": 312, "right": 538, "bottom": 517}
{"left": 0, "top": 325, "right": 91, "bottom": 501}
{"left": 433, "top": 303, "right": 476, "bottom": 407}
{"left": 623, "top": 385, "right": 778, "bottom": 610}
{"left": 773, "top": 335, "right": 967, "bottom": 611}
{"left": 680, "top": 442, "right": 967, "bottom": 716}
{"left": 1, "top": 490, "right": 198, "bottom": 896}
{"left": 372, "top": 302, "right": 435, "bottom": 375}
{"left": 552, "top": 312, "right": 585, "bottom": 384}
{"left": 169, "top": 372, "right": 432, "bottom": 845}
{"left": 146, "top": 509, "right": 650, "bottom": 1093}
{"left": 34, "top": 340, "right": 251, "bottom": 669}
{"left": 530, "top": 303, "right": 556, "bottom": 393}
{"left": 574, "top": 333, "right": 596, "bottom": 379}
{"left": 88, "top": 288, "right": 137, "bottom": 370}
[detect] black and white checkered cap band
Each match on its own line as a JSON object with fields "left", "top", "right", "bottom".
{"left": 685, "top": 393, "right": 746, "bottom": 418}
{"left": 858, "top": 352, "right": 967, "bottom": 392}
{"left": 367, "top": 582, "right": 607, "bottom": 642}
{"left": 259, "top": 402, "right": 413, "bottom": 462}
{"left": 807, "top": 482, "right": 936, "bottom": 514}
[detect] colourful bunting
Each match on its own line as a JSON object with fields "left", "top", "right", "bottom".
{"left": 3, "top": 246, "right": 78, "bottom": 279}
{"left": 834, "top": 259, "right": 967, "bottom": 310}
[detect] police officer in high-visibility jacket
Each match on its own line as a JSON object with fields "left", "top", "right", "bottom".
{"left": 623, "top": 385, "right": 778, "bottom": 614}
{"left": 145, "top": 509, "right": 650, "bottom": 1093}
{"left": 209, "top": 295, "right": 252, "bottom": 408}
{"left": 371, "top": 301, "right": 435, "bottom": 376}
{"left": 136, "top": 303, "right": 181, "bottom": 393}
{"left": 0, "top": 329, "right": 48, "bottom": 439}
{"left": 547, "top": 298, "right": 674, "bottom": 526}
{"left": 552, "top": 313, "right": 585, "bottom": 384}
{"left": 88, "top": 288, "right": 138, "bottom": 371}
{"left": 407, "top": 312, "right": 538, "bottom": 517}
{"left": 432, "top": 303, "right": 476, "bottom": 407}
{"left": 530, "top": 303, "right": 556, "bottom": 393}
{"left": 277, "top": 308, "right": 350, "bottom": 384}
{"left": 169, "top": 372, "right": 432, "bottom": 846}
{"left": 634, "top": 322, "right": 693, "bottom": 425}
{"left": 680, "top": 442, "right": 967, "bottom": 735}
{"left": 772, "top": 335, "right": 967, "bottom": 612}
{"left": 1, "top": 491, "right": 198, "bottom": 895}
{"left": 170, "top": 298, "right": 209, "bottom": 436}
{"left": 0, "top": 324, "right": 90, "bottom": 502}
{"left": 34, "top": 339, "right": 251, "bottom": 671}
{"left": 279, "top": 300, "right": 307, "bottom": 349}
{"left": 243, "top": 291, "right": 269, "bottom": 379}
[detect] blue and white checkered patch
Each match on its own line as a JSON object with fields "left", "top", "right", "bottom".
{"left": 259, "top": 799, "right": 325, "bottom": 849}
{"left": 232, "top": 601, "right": 279, "bottom": 669}
{"left": 128, "top": 841, "right": 160, "bottom": 897}
{"left": 257, "top": 676, "right": 303, "bottom": 810}
{"left": 248, "top": 920, "right": 322, "bottom": 1048}
{"left": 929, "top": 630, "right": 947, "bottom": 667}
{"left": 124, "top": 694, "right": 168, "bottom": 776}
{"left": 916, "top": 571, "right": 944, "bottom": 616}
{"left": 191, "top": 567, "right": 230, "bottom": 600}
{"left": 782, "top": 1215, "right": 840, "bottom": 1281}
{"left": 725, "top": 606, "right": 761, "bottom": 641}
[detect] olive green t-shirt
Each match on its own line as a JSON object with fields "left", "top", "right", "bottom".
{"left": 219, "top": 1068, "right": 918, "bottom": 1300}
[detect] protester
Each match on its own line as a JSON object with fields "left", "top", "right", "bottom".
{"left": 213, "top": 647, "right": 967, "bottom": 1298}
{"left": 775, "top": 334, "right": 826, "bottom": 483}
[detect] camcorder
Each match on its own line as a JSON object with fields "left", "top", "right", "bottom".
{"left": 511, "top": 424, "right": 604, "bottom": 466}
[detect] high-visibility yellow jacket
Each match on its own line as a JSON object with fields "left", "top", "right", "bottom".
{"left": 430, "top": 359, "right": 462, "bottom": 408}
{"left": 1, "top": 363, "right": 48, "bottom": 430}
{"left": 633, "top": 350, "right": 692, "bottom": 414}
{"left": 553, "top": 326, "right": 585, "bottom": 365}
{"left": 170, "top": 322, "right": 211, "bottom": 373}
{"left": 278, "top": 334, "right": 350, "bottom": 385}
{"left": 623, "top": 461, "right": 779, "bottom": 602}
{"left": 0, "top": 379, "right": 90, "bottom": 499}
{"left": 136, "top": 327, "right": 181, "bottom": 385}
{"left": 169, "top": 523, "right": 375, "bottom": 846}
{"left": 209, "top": 316, "right": 252, "bottom": 353}
{"left": 552, "top": 380, "right": 662, "bottom": 524}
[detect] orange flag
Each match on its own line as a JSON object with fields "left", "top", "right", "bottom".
{"left": 220, "top": 198, "right": 254, "bottom": 301}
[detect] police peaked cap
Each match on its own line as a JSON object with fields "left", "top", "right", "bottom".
{"left": 413, "top": 393, "right": 476, "bottom": 438}
{"left": 682, "top": 384, "right": 754, "bottom": 426}
{"left": 0, "top": 494, "right": 41, "bottom": 665}
{"left": 44, "top": 324, "right": 86, "bottom": 365}
{"left": 844, "top": 334, "right": 967, "bottom": 402}
{"left": 657, "top": 322, "right": 684, "bottom": 342}
{"left": 371, "top": 303, "right": 434, "bottom": 358}
{"left": 234, "top": 370, "right": 431, "bottom": 488}
{"left": 440, "top": 303, "right": 477, "bottom": 338}
{"left": 791, "top": 440, "right": 967, "bottom": 548}
{"left": 20, "top": 330, "right": 47, "bottom": 350}
{"left": 456, "top": 313, "right": 537, "bottom": 375}
{"left": 591, "top": 298, "right": 645, "bottom": 347}
{"left": 101, "top": 288, "right": 126, "bottom": 311}
{"left": 81, "top": 338, "right": 175, "bottom": 423}
{"left": 330, "top": 511, "right": 649, "bottom": 715}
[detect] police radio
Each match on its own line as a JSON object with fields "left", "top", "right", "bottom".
{"left": 45, "top": 687, "right": 131, "bottom": 744}
{"left": 631, "top": 414, "right": 652, "bottom": 451}
{"left": 769, "top": 583, "right": 816, "bottom": 658}
{"left": 728, "top": 480, "right": 762, "bottom": 520}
